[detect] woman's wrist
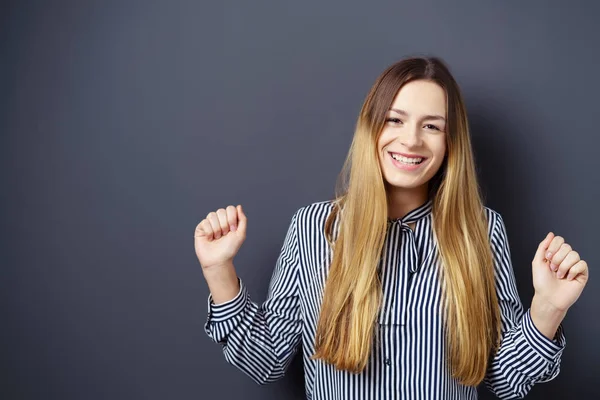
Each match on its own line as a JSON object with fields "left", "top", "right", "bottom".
{"left": 530, "top": 294, "right": 567, "bottom": 340}
{"left": 203, "top": 261, "right": 240, "bottom": 304}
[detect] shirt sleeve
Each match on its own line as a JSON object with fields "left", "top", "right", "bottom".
{"left": 483, "top": 212, "right": 566, "bottom": 399}
{"left": 203, "top": 209, "right": 303, "bottom": 385}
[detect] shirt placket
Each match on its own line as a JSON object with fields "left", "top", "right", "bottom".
{"left": 378, "top": 220, "right": 421, "bottom": 397}
{"left": 399, "top": 223, "right": 419, "bottom": 324}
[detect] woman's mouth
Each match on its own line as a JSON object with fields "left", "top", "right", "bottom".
{"left": 388, "top": 152, "right": 427, "bottom": 171}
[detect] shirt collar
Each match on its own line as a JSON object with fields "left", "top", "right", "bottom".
{"left": 387, "top": 199, "right": 433, "bottom": 225}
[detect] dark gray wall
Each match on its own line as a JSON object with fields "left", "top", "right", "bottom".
{"left": 1, "top": 0, "right": 598, "bottom": 399}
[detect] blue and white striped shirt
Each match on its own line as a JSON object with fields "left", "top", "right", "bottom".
{"left": 204, "top": 199, "right": 565, "bottom": 399}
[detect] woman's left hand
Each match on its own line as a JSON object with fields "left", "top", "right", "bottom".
{"left": 532, "top": 232, "right": 589, "bottom": 313}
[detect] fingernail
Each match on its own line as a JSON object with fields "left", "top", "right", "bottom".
{"left": 546, "top": 251, "right": 552, "bottom": 259}
{"left": 550, "top": 263, "right": 558, "bottom": 271}
{"left": 230, "top": 224, "right": 237, "bottom": 232}
{"left": 557, "top": 270, "right": 564, "bottom": 279}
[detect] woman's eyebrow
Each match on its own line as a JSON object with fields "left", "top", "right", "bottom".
{"left": 389, "top": 108, "right": 446, "bottom": 121}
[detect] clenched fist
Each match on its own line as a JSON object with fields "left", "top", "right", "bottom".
{"left": 532, "top": 232, "right": 589, "bottom": 313}
{"left": 194, "top": 205, "right": 247, "bottom": 271}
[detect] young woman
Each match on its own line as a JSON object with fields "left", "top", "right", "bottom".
{"left": 194, "top": 57, "right": 589, "bottom": 399}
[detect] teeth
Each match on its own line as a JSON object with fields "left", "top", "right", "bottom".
{"left": 391, "top": 153, "right": 423, "bottom": 164}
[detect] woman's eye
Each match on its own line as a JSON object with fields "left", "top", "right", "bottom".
{"left": 386, "top": 118, "right": 402, "bottom": 124}
{"left": 424, "top": 124, "right": 440, "bottom": 131}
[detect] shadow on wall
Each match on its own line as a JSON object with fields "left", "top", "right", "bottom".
{"left": 469, "top": 99, "right": 575, "bottom": 399}
{"left": 267, "top": 98, "right": 590, "bottom": 399}
{"left": 287, "top": 349, "right": 306, "bottom": 398}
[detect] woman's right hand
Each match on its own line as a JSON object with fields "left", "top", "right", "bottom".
{"left": 194, "top": 204, "right": 247, "bottom": 271}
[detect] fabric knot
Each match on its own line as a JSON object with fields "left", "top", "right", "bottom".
{"left": 387, "top": 199, "right": 433, "bottom": 226}
{"left": 386, "top": 199, "right": 432, "bottom": 274}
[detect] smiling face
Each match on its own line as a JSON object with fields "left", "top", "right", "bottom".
{"left": 377, "top": 79, "right": 448, "bottom": 200}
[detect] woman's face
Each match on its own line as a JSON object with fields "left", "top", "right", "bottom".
{"left": 377, "top": 79, "right": 447, "bottom": 194}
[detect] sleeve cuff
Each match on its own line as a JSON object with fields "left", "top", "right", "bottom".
{"left": 206, "top": 278, "right": 248, "bottom": 322}
{"left": 522, "top": 308, "right": 566, "bottom": 362}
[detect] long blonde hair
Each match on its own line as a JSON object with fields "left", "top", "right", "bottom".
{"left": 312, "top": 57, "right": 501, "bottom": 386}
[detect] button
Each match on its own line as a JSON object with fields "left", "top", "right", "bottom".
{"left": 384, "top": 358, "right": 391, "bottom": 366}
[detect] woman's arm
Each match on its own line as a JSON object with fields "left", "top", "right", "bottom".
{"left": 204, "top": 210, "right": 303, "bottom": 384}
{"left": 483, "top": 212, "right": 566, "bottom": 399}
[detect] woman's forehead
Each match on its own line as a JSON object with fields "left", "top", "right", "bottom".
{"left": 390, "top": 80, "right": 447, "bottom": 117}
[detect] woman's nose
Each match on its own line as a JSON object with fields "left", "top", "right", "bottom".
{"left": 400, "top": 124, "right": 423, "bottom": 147}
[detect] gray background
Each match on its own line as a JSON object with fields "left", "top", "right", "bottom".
{"left": 1, "top": 0, "right": 598, "bottom": 399}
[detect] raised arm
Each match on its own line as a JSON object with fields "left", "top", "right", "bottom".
{"left": 483, "top": 212, "right": 566, "bottom": 399}
{"left": 196, "top": 205, "right": 303, "bottom": 384}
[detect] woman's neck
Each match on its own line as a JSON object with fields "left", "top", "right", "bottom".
{"left": 386, "top": 185, "right": 429, "bottom": 220}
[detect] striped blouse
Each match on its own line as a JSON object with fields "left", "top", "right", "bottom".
{"left": 204, "top": 199, "right": 565, "bottom": 399}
